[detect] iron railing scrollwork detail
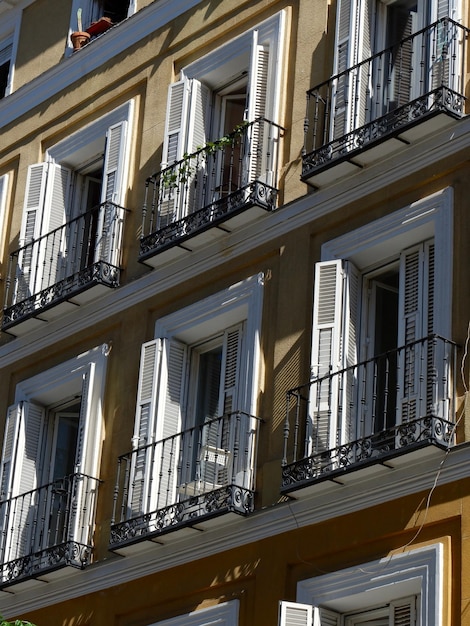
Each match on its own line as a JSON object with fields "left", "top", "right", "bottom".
{"left": 139, "top": 118, "right": 283, "bottom": 262}
{"left": 302, "top": 18, "right": 469, "bottom": 180}
{"left": 281, "top": 335, "right": 457, "bottom": 492}
{"left": 0, "top": 473, "right": 100, "bottom": 588}
{"left": 2, "top": 201, "right": 127, "bottom": 331}
{"left": 110, "top": 412, "right": 261, "bottom": 549}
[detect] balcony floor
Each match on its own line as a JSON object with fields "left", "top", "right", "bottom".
{"left": 139, "top": 181, "right": 277, "bottom": 268}
{"left": 302, "top": 87, "right": 464, "bottom": 188}
{"left": 109, "top": 484, "right": 254, "bottom": 554}
{"left": 2, "top": 261, "right": 120, "bottom": 337}
{"left": 281, "top": 415, "right": 454, "bottom": 497}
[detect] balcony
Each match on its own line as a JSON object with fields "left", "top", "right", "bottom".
{"left": 281, "top": 335, "right": 457, "bottom": 495}
{"left": 139, "top": 118, "right": 284, "bottom": 267}
{"left": 110, "top": 412, "right": 262, "bottom": 553}
{"left": 0, "top": 473, "right": 100, "bottom": 590}
{"left": 2, "top": 202, "right": 127, "bottom": 336}
{"left": 302, "top": 18, "right": 469, "bottom": 187}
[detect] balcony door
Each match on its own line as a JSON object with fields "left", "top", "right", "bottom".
{"left": 332, "top": 0, "right": 454, "bottom": 140}
{"left": 310, "top": 240, "right": 435, "bottom": 454}
{"left": 36, "top": 402, "right": 81, "bottom": 552}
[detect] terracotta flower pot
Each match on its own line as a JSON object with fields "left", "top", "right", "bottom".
{"left": 71, "top": 31, "right": 91, "bottom": 51}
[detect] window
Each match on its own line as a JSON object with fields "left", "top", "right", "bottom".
{"left": 0, "top": 36, "right": 13, "bottom": 99}
{"left": 148, "top": 600, "right": 239, "bottom": 626}
{"left": 158, "top": 11, "right": 285, "bottom": 224}
{"left": 0, "top": 174, "right": 9, "bottom": 260}
{"left": 308, "top": 189, "right": 452, "bottom": 457}
{"left": 279, "top": 543, "right": 443, "bottom": 626}
{"left": 69, "top": 0, "right": 134, "bottom": 38}
{"left": 0, "top": 345, "right": 108, "bottom": 582}
{"left": 128, "top": 274, "right": 264, "bottom": 516}
{"left": 331, "top": 0, "right": 458, "bottom": 138}
{"left": 15, "top": 101, "right": 133, "bottom": 305}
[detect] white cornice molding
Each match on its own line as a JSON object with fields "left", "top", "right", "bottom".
{"left": 1, "top": 115, "right": 470, "bottom": 367}
{"left": 0, "top": 0, "right": 201, "bottom": 129}
{"left": 2, "top": 441, "right": 470, "bottom": 616}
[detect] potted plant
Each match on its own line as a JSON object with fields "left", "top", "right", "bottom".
{"left": 70, "top": 9, "right": 91, "bottom": 51}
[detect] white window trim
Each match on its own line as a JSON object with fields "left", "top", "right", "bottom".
{"left": 0, "top": 33, "right": 15, "bottom": 97}
{"left": 0, "top": 173, "right": 9, "bottom": 260}
{"left": 181, "top": 10, "right": 286, "bottom": 123}
{"left": 13, "top": 343, "right": 108, "bottom": 477}
{"left": 296, "top": 543, "right": 444, "bottom": 625}
{"left": 148, "top": 600, "right": 239, "bottom": 626}
{"left": 154, "top": 273, "right": 264, "bottom": 417}
{"left": 47, "top": 100, "right": 134, "bottom": 166}
{"left": 320, "top": 187, "right": 453, "bottom": 337}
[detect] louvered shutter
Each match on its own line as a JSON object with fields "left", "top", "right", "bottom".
{"left": 313, "top": 607, "right": 341, "bottom": 626}
{"left": 332, "top": 0, "right": 354, "bottom": 139}
{"left": 43, "top": 164, "right": 71, "bottom": 289}
{"left": 199, "top": 324, "right": 244, "bottom": 489}
{"left": 128, "top": 339, "right": 162, "bottom": 515}
{"left": 69, "top": 370, "right": 95, "bottom": 545}
{"left": 185, "top": 79, "right": 211, "bottom": 214}
{"left": 390, "top": 596, "right": 417, "bottom": 625}
{"left": 16, "top": 164, "right": 48, "bottom": 302}
{"left": 310, "top": 260, "right": 359, "bottom": 457}
{"left": 279, "top": 601, "right": 313, "bottom": 626}
{"left": 96, "top": 120, "right": 128, "bottom": 266}
{"left": 398, "top": 242, "right": 433, "bottom": 423}
{"left": 245, "top": 30, "right": 271, "bottom": 184}
{"left": 0, "top": 402, "right": 45, "bottom": 565}
{"left": 156, "top": 338, "right": 187, "bottom": 509}
{"left": 159, "top": 79, "right": 192, "bottom": 227}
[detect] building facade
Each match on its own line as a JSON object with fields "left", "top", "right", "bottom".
{"left": 0, "top": 0, "right": 469, "bottom": 624}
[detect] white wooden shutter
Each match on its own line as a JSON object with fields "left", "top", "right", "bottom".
{"left": 279, "top": 601, "right": 313, "bottom": 626}
{"left": 245, "top": 30, "right": 271, "bottom": 184}
{"left": 398, "top": 242, "right": 433, "bottom": 423}
{"left": 17, "top": 164, "right": 48, "bottom": 302}
{"left": 310, "top": 260, "right": 360, "bottom": 454}
{"left": 313, "top": 607, "right": 341, "bottom": 626}
{"left": 390, "top": 596, "right": 417, "bottom": 625}
{"left": 43, "top": 163, "right": 71, "bottom": 288}
{"left": 0, "top": 38, "right": 12, "bottom": 96}
{"left": 156, "top": 338, "right": 187, "bottom": 509}
{"left": 162, "top": 79, "right": 192, "bottom": 169}
{"left": 0, "top": 402, "right": 45, "bottom": 564}
{"left": 185, "top": 78, "right": 211, "bottom": 214}
{"left": 159, "top": 79, "right": 192, "bottom": 226}
{"left": 128, "top": 339, "right": 162, "bottom": 515}
{"left": 95, "top": 120, "right": 128, "bottom": 266}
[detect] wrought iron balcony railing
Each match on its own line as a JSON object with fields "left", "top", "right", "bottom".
{"left": 281, "top": 335, "right": 457, "bottom": 493}
{"left": 302, "top": 18, "right": 469, "bottom": 183}
{"left": 139, "top": 118, "right": 283, "bottom": 264}
{"left": 2, "top": 201, "right": 127, "bottom": 332}
{"left": 0, "top": 473, "right": 100, "bottom": 588}
{"left": 110, "top": 411, "right": 262, "bottom": 549}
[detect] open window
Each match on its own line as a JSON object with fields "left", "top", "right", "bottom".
{"left": 157, "top": 12, "right": 285, "bottom": 225}
{"left": 0, "top": 35, "right": 13, "bottom": 99}
{"left": 12, "top": 102, "right": 133, "bottom": 309}
{"left": 69, "top": 0, "right": 134, "bottom": 39}
{"left": 301, "top": 190, "right": 454, "bottom": 474}
{"left": 0, "top": 345, "right": 107, "bottom": 586}
{"left": 331, "top": 0, "right": 458, "bottom": 140}
{"left": 126, "top": 274, "right": 263, "bottom": 520}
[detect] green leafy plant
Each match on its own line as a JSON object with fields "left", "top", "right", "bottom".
{"left": 0, "top": 616, "right": 36, "bottom": 626}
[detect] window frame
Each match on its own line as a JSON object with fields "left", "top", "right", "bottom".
{"left": 295, "top": 543, "right": 444, "bottom": 625}
{"left": 148, "top": 600, "right": 239, "bottom": 626}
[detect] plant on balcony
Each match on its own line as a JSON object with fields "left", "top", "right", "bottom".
{"left": 0, "top": 616, "right": 36, "bottom": 626}
{"left": 161, "top": 120, "right": 250, "bottom": 191}
{"left": 70, "top": 9, "right": 91, "bottom": 51}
